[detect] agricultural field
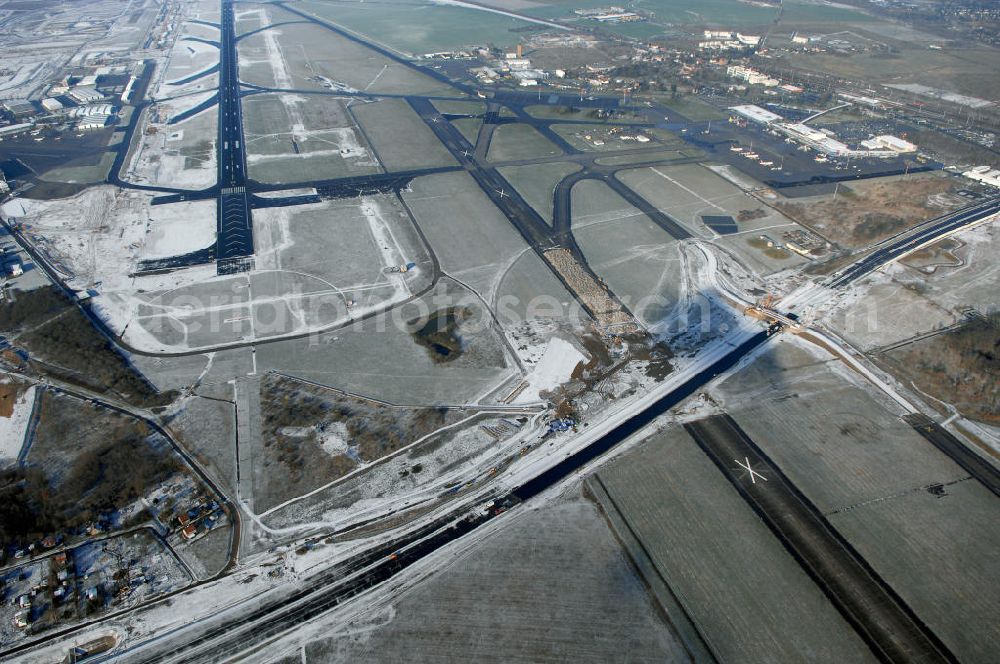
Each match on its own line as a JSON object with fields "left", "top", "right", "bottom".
{"left": 289, "top": 491, "right": 688, "bottom": 663}
{"left": 594, "top": 425, "right": 877, "bottom": 663}
{"left": 711, "top": 337, "right": 1000, "bottom": 663}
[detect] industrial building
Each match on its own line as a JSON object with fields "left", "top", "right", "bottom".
{"left": 120, "top": 75, "right": 137, "bottom": 103}
{"left": 69, "top": 103, "right": 115, "bottom": 117}
{"left": 67, "top": 104, "right": 115, "bottom": 129}
{"left": 2, "top": 99, "right": 36, "bottom": 118}
{"left": 77, "top": 115, "right": 112, "bottom": 130}
{"left": 67, "top": 86, "right": 104, "bottom": 104}
{"left": 859, "top": 135, "right": 917, "bottom": 153}
{"left": 0, "top": 122, "right": 33, "bottom": 138}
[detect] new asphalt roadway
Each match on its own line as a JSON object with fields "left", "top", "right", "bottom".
{"left": 829, "top": 196, "right": 1000, "bottom": 288}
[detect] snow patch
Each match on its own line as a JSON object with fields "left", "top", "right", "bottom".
{"left": 317, "top": 423, "right": 350, "bottom": 456}
{"left": 514, "top": 337, "right": 586, "bottom": 403}
{"left": 279, "top": 423, "right": 350, "bottom": 457}
{"left": 142, "top": 199, "right": 217, "bottom": 259}
{"left": 0, "top": 385, "right": 34, "bottom": 467}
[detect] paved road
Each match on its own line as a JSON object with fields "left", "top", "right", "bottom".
{"left": 685, "top": 414, "right": 956, "bottom": 664}
{"left": 830, "top": 196, "right": 1000, "bottom": 288}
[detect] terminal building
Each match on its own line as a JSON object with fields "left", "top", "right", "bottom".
{"left": 729, "top": 104, "right": 917, "bottom": 159}
{"left": 780, "top": 122, "right": 851, "bottom": 156}
{"left": 729, "top": 104, "right": 783, "bottom": 125}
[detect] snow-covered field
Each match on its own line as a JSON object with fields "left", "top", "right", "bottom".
{"left": 514, "top": 337, "right": 586, "bottom": 403}
{"left": 141, "top": 200, "right": 217, "bottom": 259}
{"left": 125, "top": 107, "right": 217, "bottom": 189}
{"left": 0, "top": 384, "right": 35, "bottom": 467}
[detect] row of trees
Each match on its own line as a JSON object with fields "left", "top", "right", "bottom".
{"left": 0, "top": 432, "right": 180, "bottom": 548}
{"left": 0, "top": 287, "right": 177, "bottom": 407}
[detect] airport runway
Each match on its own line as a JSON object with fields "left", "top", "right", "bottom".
{"left": 685, "top": 414, "right": 956, "bottom": 664}
{"left": 215, "top": 0, "right": 254, "bottom": 269}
